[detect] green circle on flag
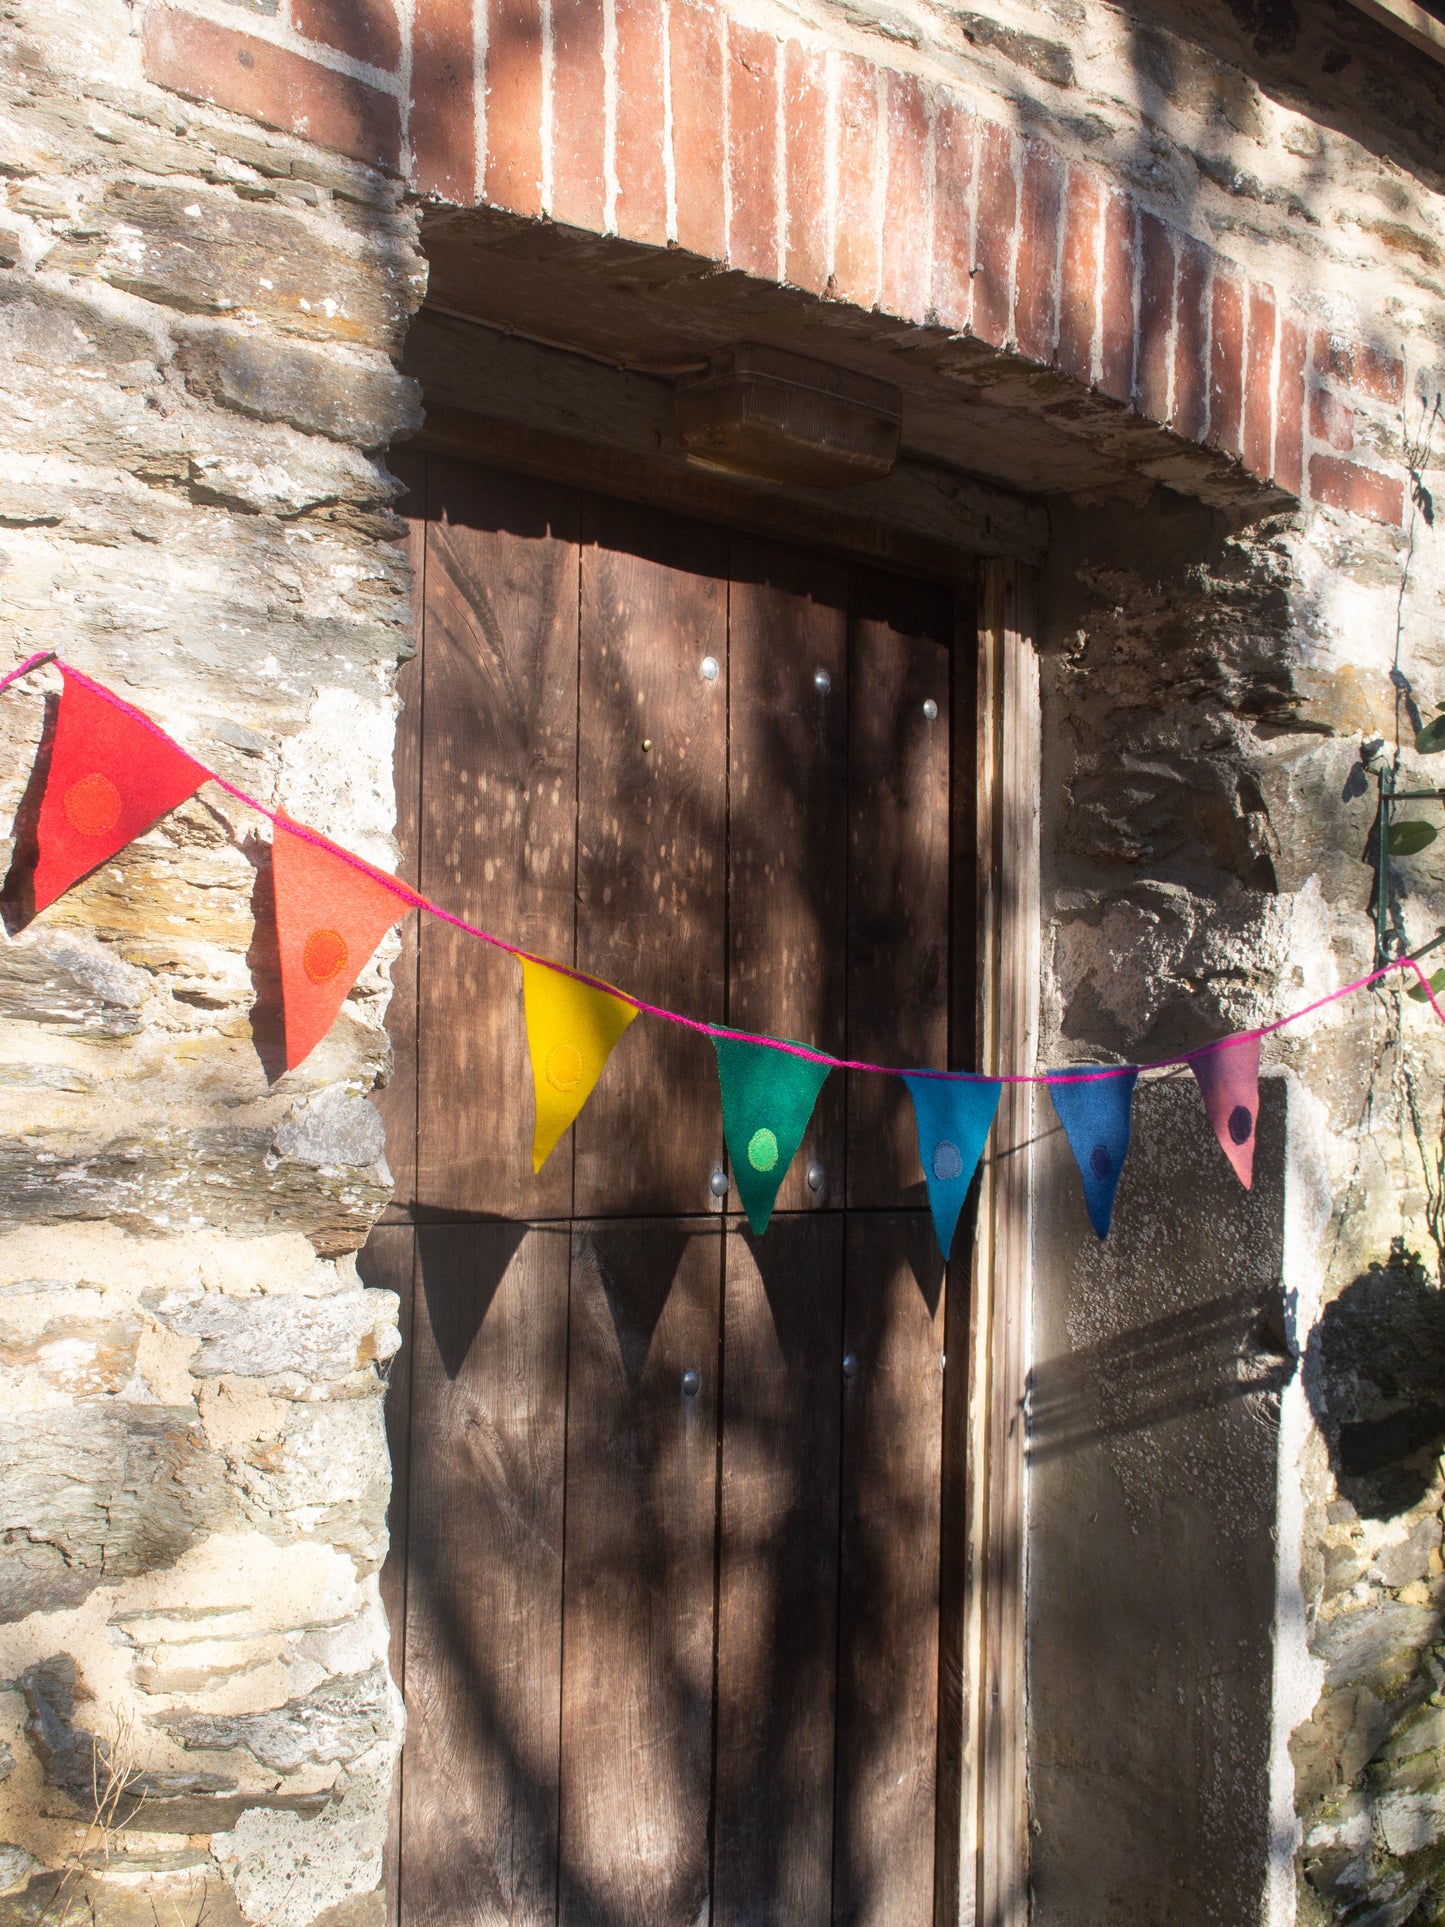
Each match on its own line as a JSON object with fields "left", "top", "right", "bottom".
{"left": 747, "top": 1127, "right": 779, "bottom": 1172}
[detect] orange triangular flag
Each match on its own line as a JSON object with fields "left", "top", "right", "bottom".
{"left": 271, "top": 821, "right": 409, "bottom": 1070}
{"left": 32, "top": 671, "right": 209, "bottom": 912}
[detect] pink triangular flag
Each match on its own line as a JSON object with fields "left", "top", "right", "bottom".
{"left": 1189, "top": 1035, "right": 1261, "bottom": 1189}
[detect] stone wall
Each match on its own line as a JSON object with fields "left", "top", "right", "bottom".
{"left": 0, "top": 2, "right": 425, "bottom": 1920}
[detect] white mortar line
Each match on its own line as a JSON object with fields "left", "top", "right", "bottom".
{"left": 1267, "top": 1073, "right": 1330, "bottom": 1927}
{"left": 661, "top": 0, "right": 677, "bottom": 243}
{"left": 871, "top": 64, "right": 886, "bottom": 307}
{"left": 823, "top": 46, "right": 838, "bottom": 291}
{"left": 474, "top": 0, "right": 489, "bottom": 203}
{"left": 720, "top": 10, "right": 732, "bottom": 262}
{"left": 920, "top": 81, "right": 935, "bottom": 322}
{"left": 774, "top": 34, "right": 787, "bottom": 284}
{"left": 540, "top": 0, "right": 555, "bottom": 215}
{"left": 602, "top": 0, "right": 619, "bottom": 233}
{"left": 156, "top": 0, "right": 405, "bottom": 99}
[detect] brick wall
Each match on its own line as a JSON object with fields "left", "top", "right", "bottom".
{"left": 140, "top": 0, "right": 1408, "bottom": 526}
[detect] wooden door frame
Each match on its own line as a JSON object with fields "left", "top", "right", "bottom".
{"left": 392, "top": 395, "right": 1043, "bottom": 1926}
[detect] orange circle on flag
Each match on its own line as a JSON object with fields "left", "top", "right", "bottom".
{"left": 547, "top": 1044, "right": 583, "bottom": 1092}
{"left": 303, "top": 927, "right": 349, "bottom": 985}
{"left": 62, "top": 772, "right": 122, "bottom": 838}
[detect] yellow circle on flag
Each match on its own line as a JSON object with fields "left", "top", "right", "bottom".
{"left": 547, "top": 1043, "right": 584, "bottom": 1092}
{"left": 747, "top": 1127, "right": 779, "bottom": 1172}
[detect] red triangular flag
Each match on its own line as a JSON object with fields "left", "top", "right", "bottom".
{"left": 271, "top": 820, "right": 408, "bottom": 1070}
{"left": 32, "top": 671, "right": 209, "bottom": 912}
{"left": 1189, "top": 1034, "right": 1261, "bottom": 1189}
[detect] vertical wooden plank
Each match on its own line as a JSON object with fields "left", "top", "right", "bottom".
{"left": 573, "top": 499, "right": 728, "bottom": 1217}
{"left": 846, "top": 575, "right": 953, "bottom": 1207}
{"left": 557, "top": 1219, "right": 721, "bottom": 1927}
{"left": 834, "top": 1211, "right": 946, "bottom": 1927}
{"left": 356, "top": 1222, "right": 416, "bottom": 1927}
{"left": 402, "top": 1223, "right": 569, "bottom": 1927}
{"left": 974, "top": 561, "right": 1039, "bottom": 1927}
{"left": 727, "top": 537, "right": 848, "bottom": 1214}
{"left": 935, "top": 598, "right": 981, "bottom": 1927}
{"left": 417, "top": 460, "right": 579, "bottom": 1220}
{"left": 714, "top": 1215, "right": 842, "bottom": 1926}
{"left": 374, "top": 449, "right": 425, "bottom": 1221}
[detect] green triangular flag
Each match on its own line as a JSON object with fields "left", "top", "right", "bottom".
{"left": 713, "top": 1031, "right": 831, "bottom": 1235}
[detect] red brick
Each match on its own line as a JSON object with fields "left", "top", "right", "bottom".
{"left": 727, "top": 22, "right": 778, "bottom": 279}
{"left": 880, "top": 71, "right": 930, "bottom": 323}
{"left": 972, "top": 117, "right": 1015, "bottom": 348}
{"left": 668, "top": 0, "right": 725, "bottom": 259}
{"left": 142, "top": 8, "right": 401, "bottom": 173}
{"left": 614, "top": 0, "right": 667, "bottom": 245}
{"left": 1056, "top": 165, "right": 1099, "bottom": 386}
{"left": 1208, "top": 264, "right": 1244, "bottom": 456}
{"left": 1098, "top": 187, "right": 1134, "bottom": 404}
{"left": 929, "top": 91, "right": 974, "bottom": 333}
{"left": 833, "top": 52, "right": 880, "bottom": 308}
{"left": 293, "top": 0, "right": 401, "bottom": 72}
{"left": 1135, "top": 209, "right": 1174, "bottom": 422}
{"left": 1310, "top": 384, "right": 1355, "bottom": 452}
{"left": 1013, "top": 138, "right": 1062, "bottom": 364}
{"left": 782, "top": 41, "right": 828, "bottom": 295}
{"left": 1242, "top": 285, "right": 1277, "bottom": 480}
{"left": 411, "top": 0, "right": 475, "bottom": 198}
{"left": 484, "top": 0, "right": 544, "bottom": 216}
{"left": 1313, "top": 331, "right": 1405, "bottom": 407}
{"left": 1273, "top": 311, "right": 1306, "bottom": 495}
{"left": 1171, "top": 234, "right": 1209, "bottom": 443}
{"left": 1309, "top": 454, "right": 1405, "bottom": 525}
{"left": 551, "top": 0, "right": 606, "bottom": 229}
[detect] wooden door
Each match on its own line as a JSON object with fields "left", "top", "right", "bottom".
{"left": 362, "top": 455, "right": 974, "bottom": 1927}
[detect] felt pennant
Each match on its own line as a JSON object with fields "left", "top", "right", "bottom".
{"left": 713, "top": 1032, "right": 830, "bottom": 1235}
{"left": 521, "top": 957, "right": 638, "bottom": 1171}
{"left": 1189, "top": 1035, "right": 1261, "bottom": 1189}
{"left": 903, "top": 1074, "right": 1003, "bottom": 1260}
{"left": 32, "top": 670, "right": 209, "bottom": 913}
{"left": 271, "top": 821, "right": 408, "bottom": 1071}
{"left": 1047, "top": 1067, "right": 1139, "bottom": 1241}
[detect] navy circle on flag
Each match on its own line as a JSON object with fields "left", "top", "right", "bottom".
{"left": 1089, "top": 1144, "right": 1112, "bottom": 1180}
{"left": 932, "top": 1139, "right": 964, "bottom": 1182}
{"left": 1228, "top": 1104, "right": 1253, "bottom": 1145}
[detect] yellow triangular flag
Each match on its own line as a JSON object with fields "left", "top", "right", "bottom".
{"left": 521, "top": 957, "right": 639, "bottom": 1171}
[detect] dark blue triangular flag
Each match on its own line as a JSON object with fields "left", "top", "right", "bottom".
{"left": 1047, "top": 1067, "right": 1138, "bottom": 1240}
{"left": 902, "top": 1074, "right": 1002, "bottom": 1260}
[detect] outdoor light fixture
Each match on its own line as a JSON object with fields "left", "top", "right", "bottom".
{"left": 675, "top": 343, "right": 903, "bottom": 487}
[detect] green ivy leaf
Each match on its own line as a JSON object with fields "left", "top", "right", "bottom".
{"left": 1389, "top": 820, "right": 1439, "bottom": 856}
{"left": 1407, "top": 967, "right": 1445, "bottom": 1002}
{"left": 1417, "top": 716, "right": 1445, "bottom": 754}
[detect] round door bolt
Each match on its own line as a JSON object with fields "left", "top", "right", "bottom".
{"left": 813, "top": 669, "right": 832, "bottom": 695}
{"left": 922, "top": 698, "right": 939, "bottom": 721}
{"left": 642, "top": 737, "right": 653, "bottom": 751}
{"left": 842, "top": 1352, "right": 859, "bottom": 1380}
{"left": 806, "top": 1161, "right": 826, "bottom": 1192}
{"left": 700, "top": 655, "right": 720, "bottom": 682}
{"left": 682, "top": 1368, "right": 701, "bottom": 1396}
{"left": 709, "top": 1167, "right": 729, "bottom": 1198}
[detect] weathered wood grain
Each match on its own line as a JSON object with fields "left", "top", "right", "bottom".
{"left": 714, "top": 1214, "right": 843, "bottom": 1926}
{"left": 846, "top": 575, "right": 953, "bottom": 1208}
{"left": 401, "top": 1222, "right": 569, "bottom": 1927}
{"left": 727, "top": 537, "right": 848, "bottom": 1214}
{"left": 833, "top": 1211, "right": 946, "bottom": 1927}
{"left": 417, "top": 460, "right": 580, "bottom": 1220}
{"left": 557, "top": 1219, "right": 721, "bottom": 1927}
{"left": 572, "top": 499, "right": 728, "bottom": 1217}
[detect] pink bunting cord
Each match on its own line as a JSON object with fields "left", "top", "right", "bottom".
{"left": 8, "top": 654, "right": 1445, "bottom": 1082}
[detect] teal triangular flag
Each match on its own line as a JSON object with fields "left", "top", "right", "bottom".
{"left": 1047, "top": 1067, "right": 1138, "bottom": 1240}
{"left": 902, "top": 1074, "right": 1002, "bottom": 1260}
{"left": 713, "top": 1032, "right": 831, "bottom": 1234}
